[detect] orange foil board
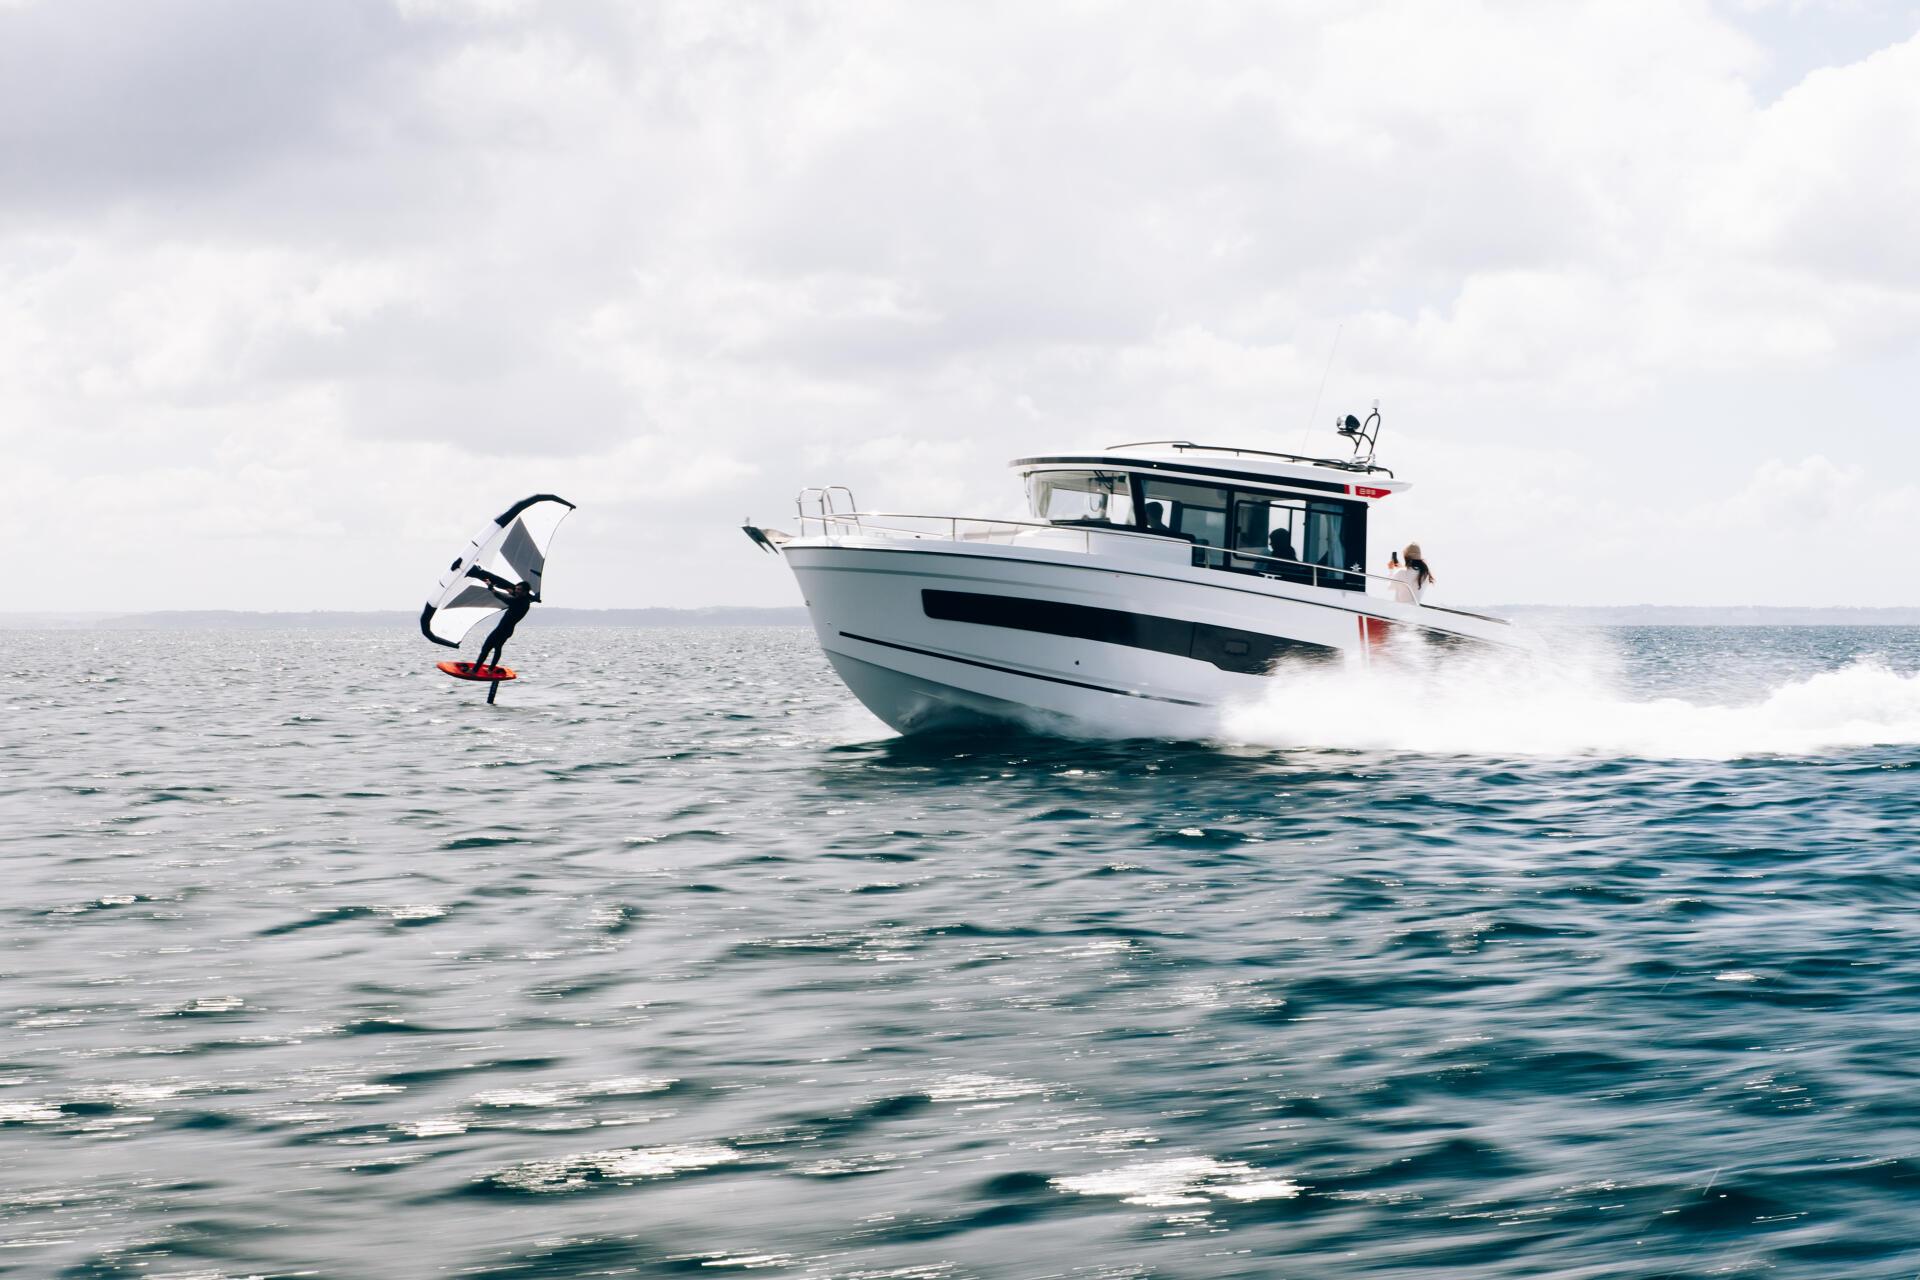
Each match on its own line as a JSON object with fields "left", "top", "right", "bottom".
{"left": 437, "top": 661, "right": 518, "bottom": 682}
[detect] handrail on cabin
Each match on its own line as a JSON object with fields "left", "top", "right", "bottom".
{"left": 1103, "top": 440, "right": 1396, "bottom": 478}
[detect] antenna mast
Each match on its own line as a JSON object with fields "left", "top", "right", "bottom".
{"left": 1298, "top": 323, "right": 1342, "bottom": 453}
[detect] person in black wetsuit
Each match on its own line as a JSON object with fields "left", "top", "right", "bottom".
{"left": 473, "top": 578, "right": 534, "bottom": 671}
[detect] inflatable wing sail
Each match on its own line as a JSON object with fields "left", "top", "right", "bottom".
{"left": 420, "top": 494, "right": 575, "bottom": 649}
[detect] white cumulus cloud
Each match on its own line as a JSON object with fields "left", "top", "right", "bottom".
{"left": 0, "top": 0, "right": 1916, "bottom": 610}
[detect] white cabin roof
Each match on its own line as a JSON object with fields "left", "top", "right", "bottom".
{"left": 1011, "top": 442, "right": 1408, "bottom": 501}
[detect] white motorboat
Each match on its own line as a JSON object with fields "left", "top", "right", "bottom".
{"left": 744, "top": 408, "right": 1517, "bottom": 737}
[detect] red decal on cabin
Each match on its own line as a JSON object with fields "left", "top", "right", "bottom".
{"left": 1350, "top": 485, "right": 1392, "bottom": 499}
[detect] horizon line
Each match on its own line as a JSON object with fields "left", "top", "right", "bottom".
{"left": 7, "top": 604, "right": 1920, "bottom": 622}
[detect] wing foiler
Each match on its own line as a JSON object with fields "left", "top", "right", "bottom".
{"left": 420, "top": 494, "right": 575, "bottom": 649}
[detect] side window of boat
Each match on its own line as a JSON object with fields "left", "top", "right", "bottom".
{"left": 1029, "top": 471, "right": 1134, "bottom": 525}
{"left": 1234, "top": 497, "right": 1304, "bottom": 560}
{"left": 1137, "top": 480, "right": 1230, "bottom": 550}
{"left": 1303, "top": 500, "right": 1367, "bottom": 589}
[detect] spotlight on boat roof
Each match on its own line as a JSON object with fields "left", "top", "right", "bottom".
{"left": 1334, "top": 400, "right": 1382, "bottom": 463}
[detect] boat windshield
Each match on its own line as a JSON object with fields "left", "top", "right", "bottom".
{"left": 1028, "top": 471, "right": 1135, "bottom": 526}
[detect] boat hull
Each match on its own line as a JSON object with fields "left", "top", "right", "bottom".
{"left": 784, "top": 539, "right": 1508, "bottom": 738}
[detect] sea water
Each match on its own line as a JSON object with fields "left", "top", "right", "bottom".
{"left": 3, "top": 625, "right": 1919, "bottom": 1279}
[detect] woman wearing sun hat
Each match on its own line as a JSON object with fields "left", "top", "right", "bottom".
{"left": 1390, "top": 543, "right": 1436, "bottom": 603}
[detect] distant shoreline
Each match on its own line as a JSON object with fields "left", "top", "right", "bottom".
{"left": 1494, "top": 605, "right": 1920, "bottom": 626}
{"left": 5, "top": 605, "right": 1920, "bottom": 629}
{"left": 0, "top": 607, "right": 813, "bottom": 630}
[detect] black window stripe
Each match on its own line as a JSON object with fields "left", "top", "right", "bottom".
{"left": 921, "top": 589, "right": 1335, "bottom": 675}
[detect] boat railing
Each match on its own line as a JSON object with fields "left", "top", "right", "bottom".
{"left": 794, "top": 508, "right": 1191, "bottom": 552}
{"left": 795, "top": 486, "right": 861, "bottom": 528}
{"left": 791, "top": 509, "right": 1507, "bottom": 624}
{"left": 1207, "top": 545, "right": 1380, "bottom": 592}
{"left": 1212, "top": 548, "right": 1510, "bottom": 624}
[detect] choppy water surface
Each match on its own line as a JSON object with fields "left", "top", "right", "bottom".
{"left": 4, "top": 625, "right": 1920, "bottom": 1279}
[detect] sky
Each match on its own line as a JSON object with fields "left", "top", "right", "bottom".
{"left": 3, "top": 0, "right": 1918, "bottom": 612}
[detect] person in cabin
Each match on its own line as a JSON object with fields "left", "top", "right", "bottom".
{"left": 1142, "top": 502, "right": 1197, "bottom": 543}
{"left": 1390, "top": 543, "right": 1436, "bottom": 603}
{"left": 473, "top": 577, "right": 536, "bottom": 671}
{"left": 1267, "top": 529, "right": 1311, "bottom": 584}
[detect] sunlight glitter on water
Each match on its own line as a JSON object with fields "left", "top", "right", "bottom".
{"left": 485, "top": 1143, "right": 745, "bottom": 1193}
{"left": 1054, "top": 1157, "right": 1304, "bottom": 1208}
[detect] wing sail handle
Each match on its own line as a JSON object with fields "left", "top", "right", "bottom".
{"left": 420, "top": 494, "right": 575, "bottom": 648}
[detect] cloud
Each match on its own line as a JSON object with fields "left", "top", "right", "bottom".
{"left": 1, "top": 0, "right": 1917, "bottom": 610}
{"left": 0, "top": 0, "right": 435, "bottom": 210}
{"left": 1698, "top": 32, "right": 1920, "bottom": 288}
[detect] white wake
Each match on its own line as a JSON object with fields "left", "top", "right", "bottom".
{"left": 1219, "top": 639, "right": 1920, "bottom": 760}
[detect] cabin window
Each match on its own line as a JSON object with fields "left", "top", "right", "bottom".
{"left": 1135, "top": 479, "right": 1231, "bottom": 549}
{"left": 1027, "top": 471, "right": 1135, "bottom": 527}
{"left": 1228, "top": 494, "right": 1368, "bottom": 589}
{"left": 1304, "top": 503, "right": 1353, "bottom": 572}
{"left": 1230, "top": 496, "right": 1308, "bottom": 576}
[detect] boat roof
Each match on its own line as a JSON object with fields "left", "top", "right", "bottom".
{"left": 1011, "top": 441, "right": 1408, "bottom": 499}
